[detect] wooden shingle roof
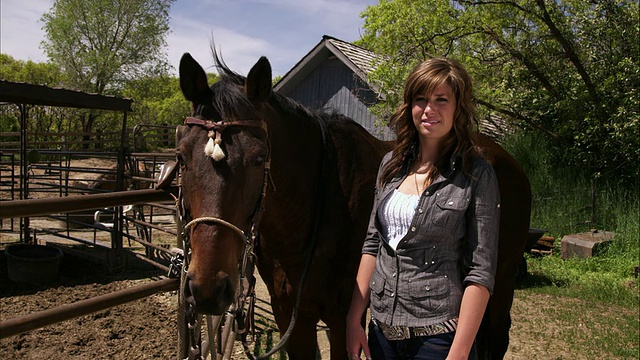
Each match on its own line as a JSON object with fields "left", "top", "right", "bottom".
{"left": 274, "top": 35, "right": 382, "bottom": 95}
{"left": 324, "top": 36, "right": 381, "bottom": 78}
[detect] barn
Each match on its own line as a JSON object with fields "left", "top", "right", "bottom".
{"left": 274, "top": 35, "right": 394, "bottom": 141}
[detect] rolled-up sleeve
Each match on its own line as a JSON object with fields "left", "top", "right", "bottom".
{"left": 463, "top": 164, "right": 501, "bottom": 294}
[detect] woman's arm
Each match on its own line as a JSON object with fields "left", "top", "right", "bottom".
{"left": 346, "top": 254, "right": 376, "bottom": 359}
{"left": 450, "top": 162, "right": 500, "bottom": 359}
{"left": 447, "top": 283, "right": 490, "bottom": 360}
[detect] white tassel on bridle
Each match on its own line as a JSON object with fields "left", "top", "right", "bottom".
{"left": 204, "top": 130, "right": 225, "bottom": 161}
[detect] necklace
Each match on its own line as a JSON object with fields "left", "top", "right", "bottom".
{"left": 414, "top": 172, "right": 422, "bottom": 195}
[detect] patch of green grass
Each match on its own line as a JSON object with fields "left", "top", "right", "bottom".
{"left": 504, "top": 131, "right": 639, "bottom": 358}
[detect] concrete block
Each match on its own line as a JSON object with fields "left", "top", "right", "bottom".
{"left": 561, "top": 230, "right": 616, "bottom": 259}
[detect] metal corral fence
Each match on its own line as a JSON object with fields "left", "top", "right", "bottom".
{"left": 0, "top": 185, "right": 182, "bottom": 337}
{"left": 0, "top": 80, "right": 184, "bottom": 340}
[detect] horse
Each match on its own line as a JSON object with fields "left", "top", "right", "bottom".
{"left": 173, "top": 52, "right": 530, "bottom": 360}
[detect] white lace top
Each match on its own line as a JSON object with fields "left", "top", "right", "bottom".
{"left": 379, "top": 189, "right": 419, "bottom": 250}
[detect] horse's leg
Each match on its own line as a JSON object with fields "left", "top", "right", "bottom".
{"left": 323, "top": 316, "right": 349, "bottom": 360}
{"left": 483, "top": 261, "right": 518, "bottom": 360}
{"left": 479, "top": 226, "right": 529, "bottom": 360}
{"left": 285, "top": 316, "right": 320, "bottom": 360}
{"left": 269, "top": 296, "right": 319, "bottom": 359}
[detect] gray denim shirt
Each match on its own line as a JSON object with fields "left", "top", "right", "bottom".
{"left": 362, "top": 151, "right": 500, "bottom": 327}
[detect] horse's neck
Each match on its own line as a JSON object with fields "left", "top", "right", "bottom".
{"left": 260, "top": 107, "right": 326, "bottom": 249}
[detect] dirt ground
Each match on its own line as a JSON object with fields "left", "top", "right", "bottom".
{"left": 0, "top": 238, "right": 327, "bottom": 359}
{"left": 1, "top": 237, "right": 638, "bottom": 360}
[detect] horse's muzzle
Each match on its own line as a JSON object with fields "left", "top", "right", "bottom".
{"left": 186, "top": 270, "right": 235, "bottom": 315}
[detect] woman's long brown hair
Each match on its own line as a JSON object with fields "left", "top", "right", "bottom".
{"left": 379, "top": 58, "right": 478, "bottom": 187}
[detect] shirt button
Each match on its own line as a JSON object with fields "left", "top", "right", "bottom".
{"left": 418, "top": 208, "right": 423, "bottom": 213}
{"left": 392, "top": 272, "right": 396, "bottom": 278}
{"left": 411, "top": 227, "right": 416, "bottom": 232}
{"left": 431, "top": 261, "right": 435, "bottom": 264}
{"left": 448, "top": 201, "right": 454, "bottom": 205}
{"left": 425, "top": 285, "right": 431, "bottom": 291}
{"left": 425, "top": 191, "right": 430, "bottom": 195}
{"left": 391, "top": 292, "right": 395, "bottom": 297}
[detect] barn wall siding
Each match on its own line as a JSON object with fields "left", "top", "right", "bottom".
{"left": 282, "top": 58, "right": 394, "bottom": 141}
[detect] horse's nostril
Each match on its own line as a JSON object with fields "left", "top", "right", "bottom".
{"left": 186, "top": 271, "right": 236, "bottom": 315}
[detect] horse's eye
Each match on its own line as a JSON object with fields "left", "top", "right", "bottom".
{"left": 254, "top": 154, "right": 266, "bottom": 167}
{"left": 176, "top": 153, "right": 187, "bottom": 170}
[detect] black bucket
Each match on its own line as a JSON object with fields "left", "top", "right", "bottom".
{"left": 5, "top": 244, "right": 64, "bottom": 283}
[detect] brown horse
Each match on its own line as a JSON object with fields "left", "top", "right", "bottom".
{"left": 175, "top": 52, "right": 530, "bottom": 359}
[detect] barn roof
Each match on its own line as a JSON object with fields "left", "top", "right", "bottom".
{"left": 274, "top": 35, "right": 382, "bottom": 95}
{"left": 0, "top": 80, "right": 133, "bottom": 111}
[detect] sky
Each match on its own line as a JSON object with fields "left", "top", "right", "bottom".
{"left": 0, "top": 0, "right": 380, "bottom": 77}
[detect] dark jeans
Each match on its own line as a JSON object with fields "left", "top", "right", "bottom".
{"left": 368, "top": 321, "right": 476, "bottom": 360}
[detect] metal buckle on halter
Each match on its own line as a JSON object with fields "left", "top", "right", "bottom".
{"left": 167, "top": 248, "right": 184, "bottom": 278}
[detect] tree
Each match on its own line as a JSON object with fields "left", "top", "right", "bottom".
{"left": 40, "top": 0, "right": 175, "bottom": 138}
{"left": 358, "top": 0, "right": 639, "bottom": 182}
{"left": 0, "top": 54, "right": 69, "bottom": 138}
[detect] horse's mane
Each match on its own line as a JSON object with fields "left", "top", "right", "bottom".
{"left": 209, "top": 46, "right": 335, "bottom": 127}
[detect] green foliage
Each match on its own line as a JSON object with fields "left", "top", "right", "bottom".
{"left": 41, "top": 0, "right": 174, "bottom": 94}
{"left": 122, "top": 72, "right": 219, "bottom": 130}
{"left": 504, "top": 130, "right": 638, "bottom": 356}
{"left": 40, "top": 0, "right": 175, "bottom": 136}
{"left": 358, "top": 0, "right": 639, "bottom": 182}
{"left": 0, "top": 54, "right": 70, "bottom": 135}
{"left": 503, "top": 131, "right": 639, "bottom": 310}
{"left": 0, "top": 53, "right": 65, "bottom": 85}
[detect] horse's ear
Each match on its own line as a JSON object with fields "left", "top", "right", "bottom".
{"left": 245, "top": 56, "right": 272, "bottom": 103}
{"left": 179, "top": 53, "right": 211, "bottom": 102}
{"left": 176, "top": 125, "right": 187, "bottom": 144}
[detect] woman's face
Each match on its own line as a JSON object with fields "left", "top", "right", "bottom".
{"left": 411, "top": 83, "right": 456, "bottom": 145}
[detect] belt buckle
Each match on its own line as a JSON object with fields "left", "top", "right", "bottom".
{"left": 378, "top": 321, "right": 410, "bottom": 340}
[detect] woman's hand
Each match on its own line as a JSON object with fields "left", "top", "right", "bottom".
{"left": 346, "top": 318, "right": 370, "bottom": 359}
{"left": 346, "top": 254, "right": 376, "bottom": 359}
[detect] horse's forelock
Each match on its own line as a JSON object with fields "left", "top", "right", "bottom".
{"left": 208, "top": 78, "right": 255, "bottom": 120}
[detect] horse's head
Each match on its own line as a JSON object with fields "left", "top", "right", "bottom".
{"left": 176, "top": 52, "right": 272, "bottom": 314}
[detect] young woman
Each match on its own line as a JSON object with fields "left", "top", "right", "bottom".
{"left": 346, "top": 58, "right": 501, "bottom": 360}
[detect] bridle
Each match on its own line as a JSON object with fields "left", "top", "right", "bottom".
{"left": 173, "top": 115, "right": 273, "bottom": 359}
{"left": 170, "top": 112, "right": 330, "bottom": 359}
{"left": 179, "top": 115, "right": 272, "bottom": 273}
